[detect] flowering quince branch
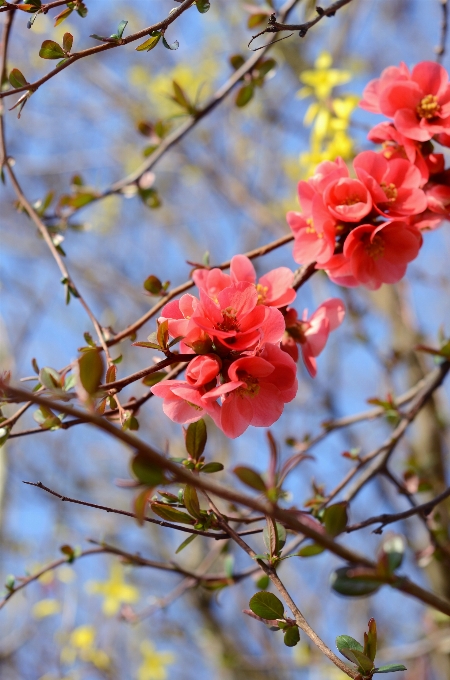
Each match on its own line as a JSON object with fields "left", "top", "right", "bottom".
{"left": 206, "top": 495, "right": 360, "bottom": 678}
{"left": 345, "top": 485, "right": 450, "bottom": 534}
{"left": 0, "top": 0, "right": 196, "bottom": 100}
{"left": 248, "top": 0, "right": 354, "bottom": 50}
{"left": 4, "top": 384, "right": 450, "bottom": 619}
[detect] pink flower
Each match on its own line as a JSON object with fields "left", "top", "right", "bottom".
{"left": 186, "top": 354, "right": 221, "bottom": 387}
{"left": 193, "top": 256, "right": 296, "bottom": 309}
{"left": 151, "top": 380, "right": 220, "bottom": 426}
{"left": 192, "top": 281, "right": 284, "bottom": 351}
{"left": 159, "top": 294, "right": 199, "bottom": 339}
{"left": 353, "top": 150, "right": 427, "bottom": 216}
{"left": 287, "top": 193, "right": 337, "bottom": 265}
{"left": 343, "top": 221, "right": 423, "bottom": 290}
{"left": 323, "top": 177, "right": 373, "bottom": 222}
{"left": 362, "top": 61, "right": 450, "bottom": 142}
{"left": 316, "top": 254, "right": 359, "bottom": 288}
{"left": 367, "top": 122, "right": 430, "bottom": 182}
{"left": 282, "top": 300, "right": 345, "bottom": 377}
{"left": 230, "top": 255, "right": 296, "bottom": 307}
{"left": 204, "top": 345, "right": 297, "bottom": 438}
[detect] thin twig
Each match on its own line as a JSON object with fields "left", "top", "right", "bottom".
{"left": 248, "top": 0, "right": 354, "bottom": 49}
{"left": 23, "top": 480, "right": 263, "bottom": 540}
{"left": 436, "top": 0, "right": 449, "bottom": 62}
{"left": 346, "top": 486, "right": 450, "bottom": 533}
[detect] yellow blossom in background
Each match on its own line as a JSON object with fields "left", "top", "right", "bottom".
{"left": 32, "top": 598, "right": 61, "bottom": 619}
{"left": 137, "top": 641, "right": 174, "bottom": 680}
{"left": 61, "top": 624, "right": 110, "bottom": 670}
{"left": 296, "top": 53, "right": 359, "bottom": 177}
{"left": 86, "top": 562, "right": 139, "bottom": 616}
{"left": 299, "top": 52, "right": 351, "bottom": 101}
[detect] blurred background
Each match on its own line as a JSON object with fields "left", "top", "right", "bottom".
{"left": 1, "top": 0, "right": 450, "bottom": 678}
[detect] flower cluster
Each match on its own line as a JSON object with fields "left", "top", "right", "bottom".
{"left": 151, "top": 256, "right": 344, "bottom": 438}
{"left": 287, "top": 61, "right": 450, "bottom": 290}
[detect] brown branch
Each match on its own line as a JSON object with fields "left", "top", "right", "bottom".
{"left": 346, "top": 486, "right": 450, "bottom": 534}
{"left": 436, "top": 0, "right": 449, "bottom": 61}
{"left": 0, "top": 0, "right": 196, "bottom": 99}
{"left": 6, "top": 384, "right": 450, "bottom": 617}
{"left": 0, "top": 0, "right": 68, "bottom": 13}
{"left": 321, "top": 360, "right": 450, "bottom": 506}
{"left": 248, "top": 0, "right": 354, "bottom": 49}
{"left": 206, "top": 495, "right": 358, "bottom": 679}
{"left": 23, "top": 480, "right": 263, "bottom": 540}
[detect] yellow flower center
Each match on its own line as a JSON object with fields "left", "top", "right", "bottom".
{"left": 416, "top": 94, "right": 440, "bottom": 120}
{"left": 256, "top": 283, "right": 268, "bottom": 304}
{"left": 305, "top": 217, "right": 323, "bottom": 238}
{"left": 236, "top": 375, "right": 260, "bottom": 399}
{"left": 364, "top": 234, "right": 385, "bottom": 260}
{"left": 381, "top": 182, "right": 398, "bottom": 202}
{"left": 217, "top": 307, "right": 240, "bottom": 332}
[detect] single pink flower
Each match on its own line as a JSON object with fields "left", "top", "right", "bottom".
{"left": 282, "top": 300, "right": 345, "bottom": 377}
{"left": 192, "top": 268, "right": 231, "bottom": 299}
{"left": 151, "top": 380, "right": 220, "bottom": 426}
{"left": 230, "top": 255, "right": 296, "bottom": 307}
{"left": 185, "top": 354, "right": 221, "bottom": 387}
{"left": 343, "top": 221, "right": 423, "bottom": 290}
{"left": 360, "top": 62, "right": 411, "bottom": 113}
{"left": 354, "top": 150, "right": 427, "bottom": 216}
{"left": 367, "top": 122, "right": 430, "bottom": 182}
{"left": 159, "top": 294, "right": 199, "bottom": 339}
{"left": 204, "top": 345, "right": 297, "bottom": 438}
{"left": 287, "top": 193, "right": 337, "bottom": 265}
{"left": 363, "top": 61, "right": 450, "bottom": 142}
{"left": 323, "top": 177, "right": 373, "bottom": 222}
{"left": 192, "top": 281, "right": 279, "bottom": 351}
{"left": 316, "top": 253, "right": 359, "bottom": 288}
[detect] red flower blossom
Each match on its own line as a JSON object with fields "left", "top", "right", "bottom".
{"left": 354, "top": 150, "right": 427, "bottom": 216}
{"left": 343, "top": 221, "right": 422, "bottom": 290}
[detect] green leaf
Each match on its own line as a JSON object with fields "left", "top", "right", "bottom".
{"left": 136, "top": 34, "right": 161, "bottom": 52}
{"left": 255, "top": 574, "right": 270, "bottom": 590}
{"left": 185, "top": 419, "right": 207, "bottom": 460}
{"left": 39, "top": 40, "right": 66, "bottom": 59}
{"left": 171, "top": 80, "right": 192, "bottom": 111}
{"left": 151, "top": 503, "right": 196, "bottom": 525}
{"left": 196, "top": 0, "right": 210, "bottom": 12}
{"left": 283, "top": 625, "right": 300, "bottom": 647}
{"left": 183, "top": 485, "right": 202, "bottom": 519}
{"left": 247, "top": 13, "right": 269, "bottom": 29}
{"left": 323, "top": 502, "right": 348, "bottom": 537}
{"left": 374, "top": 665, "right": 407, "bottom": 674}
{"left": 33, "top": 406, "right": 62, "bottom": 430}
{"left": 175, "top": 533, "right": 197, "bottom": 553}
{"left": 142, "top": 372, "right": 167, "bottom": 387}
{"left": 336, "top": 635, "right": 364, "bottom": 657}
{"left": 143, "top": 275, "right": 163, "bottom": 294}
{"left": 235, "top": 83, "right": 254, "bottom": 107}
{"left": 9, "top": 68, "right": 28, "bottom": 89}
{"left": 162, "top": 36, "right": 179, "bottom": 50}
{"left": 233, "top": 466, "right": 266, "bottom": 491}
{"left": 200, "top": 462, "right": 224, "bottom": 473}
{"left": 132, "top": 342, "right": 161, "bottom": 349}
{"left": 249, "top": 592, "right": 284, "bottom": 620}
{"left": 78, "top": 348, "right": 103, "bottom": 394}
{"left": 331, "top": 567, "right": 381, "bottom": 597}
{"left": 54, "top": 6, "right": 73, "bottom": 26}
{"left": 263, "top": 521, "right": 286, "bottom": 556}
{"left": 131, "top": 452, "right": 165, "bottom": 486}
{"left": 39, "top": 366, "right": 62, "bottom": 390}
{"left": 116, "top": 19, "right": 128, "bottom": 39}
{"left": 378, "top": 534, "right": 404, "bottom": 575}
{"left": 340, "top": 648, "right": 374, "bottom": 673}
{"left": 134, "top": 487, "right": 153, "bottom": 525}
{"left": 230, "top": 54, "right": 245, "bottom": 70}
{"left": 365, "top": 618, "right": 377, "bottom": 663}
{"left": 62, "top": 32, "right": 73, "bottom": 52}
{"left": 296, "top": 543, "right": 325, "bottom": 557}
